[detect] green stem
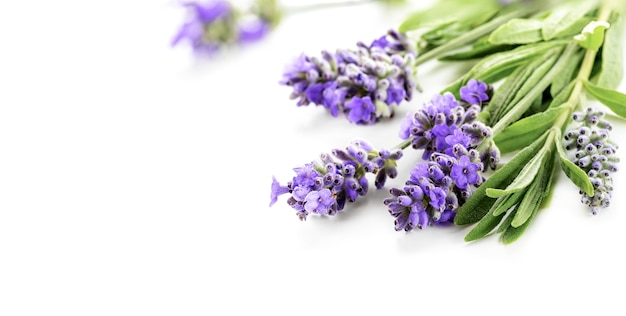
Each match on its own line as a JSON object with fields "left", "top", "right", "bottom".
{"left": 393, "top": 138, "right": 413, "bottom": 151}
{"left": 414, "top": 7, "right": 537, "bottom": 66}
{"left": 554, "top": 0, "right": 614, "bottom": 129}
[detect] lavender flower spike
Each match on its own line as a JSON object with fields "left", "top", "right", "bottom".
{"left": 398, "top": 79, "right": 496, "bottom": 169}
{"left": 563, "top": 107, "right": 619, "bottom": 215}
{"left": 270, "top": 139, "right": 402, "bottom": 221}
{"left": 280, "top": 30, "right": 418, "bottom": 125}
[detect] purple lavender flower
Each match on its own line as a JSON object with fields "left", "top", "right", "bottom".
{"left": 563, "top": 107, "right": 619, "bottom": 215}
{"left": 280, "top": 30, "right": 418, "bottom": 125}
{"left": 399, "top": 89, "right": 491, "bottom": 160}
{"left": 385, "top": 146, "right": 484, "bottom": 231}
{"left": 386, "top": 81, "right": 493, "bottom": 232}
{"left": 172, "top": 1, "right": 272, "bottom": 55}
{"left": 270, "top": 139, "right": 402, "bottom": 220}
{"left": 345, "top": 96, "right": 377, "bottom": 125}
{"left": 460, "top": 79, "right": 491, "bottom": 105}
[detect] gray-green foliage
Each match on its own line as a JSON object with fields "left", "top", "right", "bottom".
{"left": 397, "top": 0, "right": 625, "bottom": 244}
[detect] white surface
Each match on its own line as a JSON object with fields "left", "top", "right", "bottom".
{"left": 0, "top": 0, "right": 624, "bottom": 315}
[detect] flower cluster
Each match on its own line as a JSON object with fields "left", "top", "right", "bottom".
{"left": 398, "top": 79, "right": 497, "bottom": 168}
{"left": 270, "top": 140, "right": 402, "bottom": 220}
{"left": 563, "top": 107, "right": 619, "bottom": 215}
{"left": 172, "top": 1, "right": 275, "bottom": 55}
{"left": 385, "top": 141, "right": 484, "bottom": 231}
{"left": 280, "top": 30, "right": 418, "bottom": 125}
{"left": 386, "top": 81, "right": 493, "bottom": 231}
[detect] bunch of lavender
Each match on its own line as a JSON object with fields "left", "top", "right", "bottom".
{"left": 270, "top": 140, "right": 402, "bottom": 220}
{"left": 271, "top": 79, "right": 493, "bottom": 225}
{"left": 563, "top": 107, "right": 619, "bottom": 215}
{"left": 172, "top": 0, "right": 278, "bottom": 55}
{"left": 270, "top": 0, "right": 626, "bottom": 244}
{"left": 385, "top": 83, "right": 494, "bottom": 231}
{"left": 280, "top": 30, "right": 418, "bottom": 125}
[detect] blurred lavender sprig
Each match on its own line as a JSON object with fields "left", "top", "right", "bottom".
{"left": 172, "top": 1, "right": 274, "bottom": 55}
{"left": 280, "top": 30, "right": 419, "bottom": 125}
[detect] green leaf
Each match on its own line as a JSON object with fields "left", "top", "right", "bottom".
{"left": 492, "top": 190, "right": 526, "bottom": 216}
{"left": 511, "top": 151, "right": 552, "bottom": 227}
{"left": 541, "top": 1, "right": 598, "bottom": 40}
{"left": 494, "top": 106, "right": 564, "bottom": 154}
{"left": 554, "top": 129, "right": 595, "bottom": 196}
{"left": 490, "top": 51, "right": 560, "bottom": 124}
{"left": 496, "top": 205, "right": 518, "bottom": 234}
{"left": 487, "top": 56, "right": 547, "bottom": 125}
{"left": 440, "top": 36, "right": 515, "bottom": 61}
{"left": 399, "top": 0, "right": 496, "bottom": 32}
{"left": 455, "top": 132, "right": 549, "bottom": 225}
{"left": 596, "top": 13, "right": 624, "bottom": 89}
{"left": 551, "top": 16, "right": 593, "bottom": 39}
{"left": 549, "top": 80, "right": 576, "bottom": 109}
{"left": 464, "top": 204, "right": 506, "bottom": 242}
{"left": 501, "top": 151, "right": 556, "bottom": 244}
{"left": 489, "top": 18, "right": 544, "bottom": 44}
{"left": 487, "top": 130, "right": 553, "bottom": 198}
{"left": 551, "top": 49, "right": 584, "bottom": 97}
{"left": 443, "top": 41, "right": 566, "bottom": 98}
{"left": 583, "top": 80, "right": 626, "bottom": 118}
{"left": 574, "top": 20, "right": 610, "bottom": 51}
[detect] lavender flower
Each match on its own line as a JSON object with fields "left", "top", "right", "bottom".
{"left": 385, "top": 145, "right": 484, "bottom": 231}
{"left": 460, "top": 79, "right": 491, "bottom": 106}
{"left": 387, "top": 81, "right": 493, "bottom": 231}
{"left": 563, "top": 107, "right": 619, "bottom": 215}
{"left": 280, "top": 30, "right": 418, "bottom": 125}
{"left": 270, "top": 139, "right": 402, "bottom": 220}
{"left": 398, "top": 81, "right": 495, "bottom": 165}
{"left": 172, "top": 1, "right": 272, "bottom": 55}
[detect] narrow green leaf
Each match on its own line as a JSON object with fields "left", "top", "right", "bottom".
{"left": 494, "top": 106, "right": 563, "bottom": 154}
{"left": 399, "top": 0, "right": 495, "bottom": 32}
{"left": 488, "top": 56, "right": 547, "bottom": 125}
{"left": 464, "top": 205, "right": 505, "bottom": 242}
{"left": 455, "top": 132, "right": 549, "bottom": 225}
{"left": 440, "top": 37, "right": 514, "bottom": 61}
{"left": 596, "top": 13, "right": 624, "bottom": 89}
{"left": 492, "top": 190, "right": 525, "bottom": 216}
{"left": 487, "top": 130, "right": 553, "bottom": 198}
{"left": 551, "top": 16, "right": 593, "bottom": 39}
{"left": 583, "top": 80, "right": 626, "bottom": 118}
{"left": 549, "top": 80, "right": 576, "bottom": 109}
{"left": 443, "top": 41, "right": 566, "bottom": 98}
{"left": 551, "top": 49, "right": 584, "bottom": 97}
{"left": 554, "top": 129, "right": 595, "bottom": 196}
{"left": 491, "top": 49, "right": 561, "bottom": 124}
{"left": 501, "top": 152, "right": 556, "bottom": 244}
{"left": 511, "top": 152, "right": 551, "bottom": 227}
{"left": 497, "top": 205, "right": 518, "bottom": 234}
{"left": 489, "top": 18, "right": 544, "bottom": 44}
{"left": 541, "top": 2, "right": 598, "bottom": 40}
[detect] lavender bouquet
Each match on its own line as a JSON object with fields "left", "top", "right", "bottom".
{"left": 269, "top": 0, "right": 626, "bottom": 244}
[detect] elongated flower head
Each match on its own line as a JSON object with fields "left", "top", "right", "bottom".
{"left": 271, "top": 140, "right": 402, "bottom": 220}
{"left": 280, "top": 30, "right": 418, "bottom": 125}
{"left": 563, "top": 107, "right": 619, "bottom": 215}
{"left": 385, "top": 146, "right": 483, "bottom": 231}
{"left": 398, "top": 80, "right": 497, "bottom": 169}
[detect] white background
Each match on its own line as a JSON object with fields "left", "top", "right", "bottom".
{"left": 1, "top": 0, "right": 625, "bottom": 315}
